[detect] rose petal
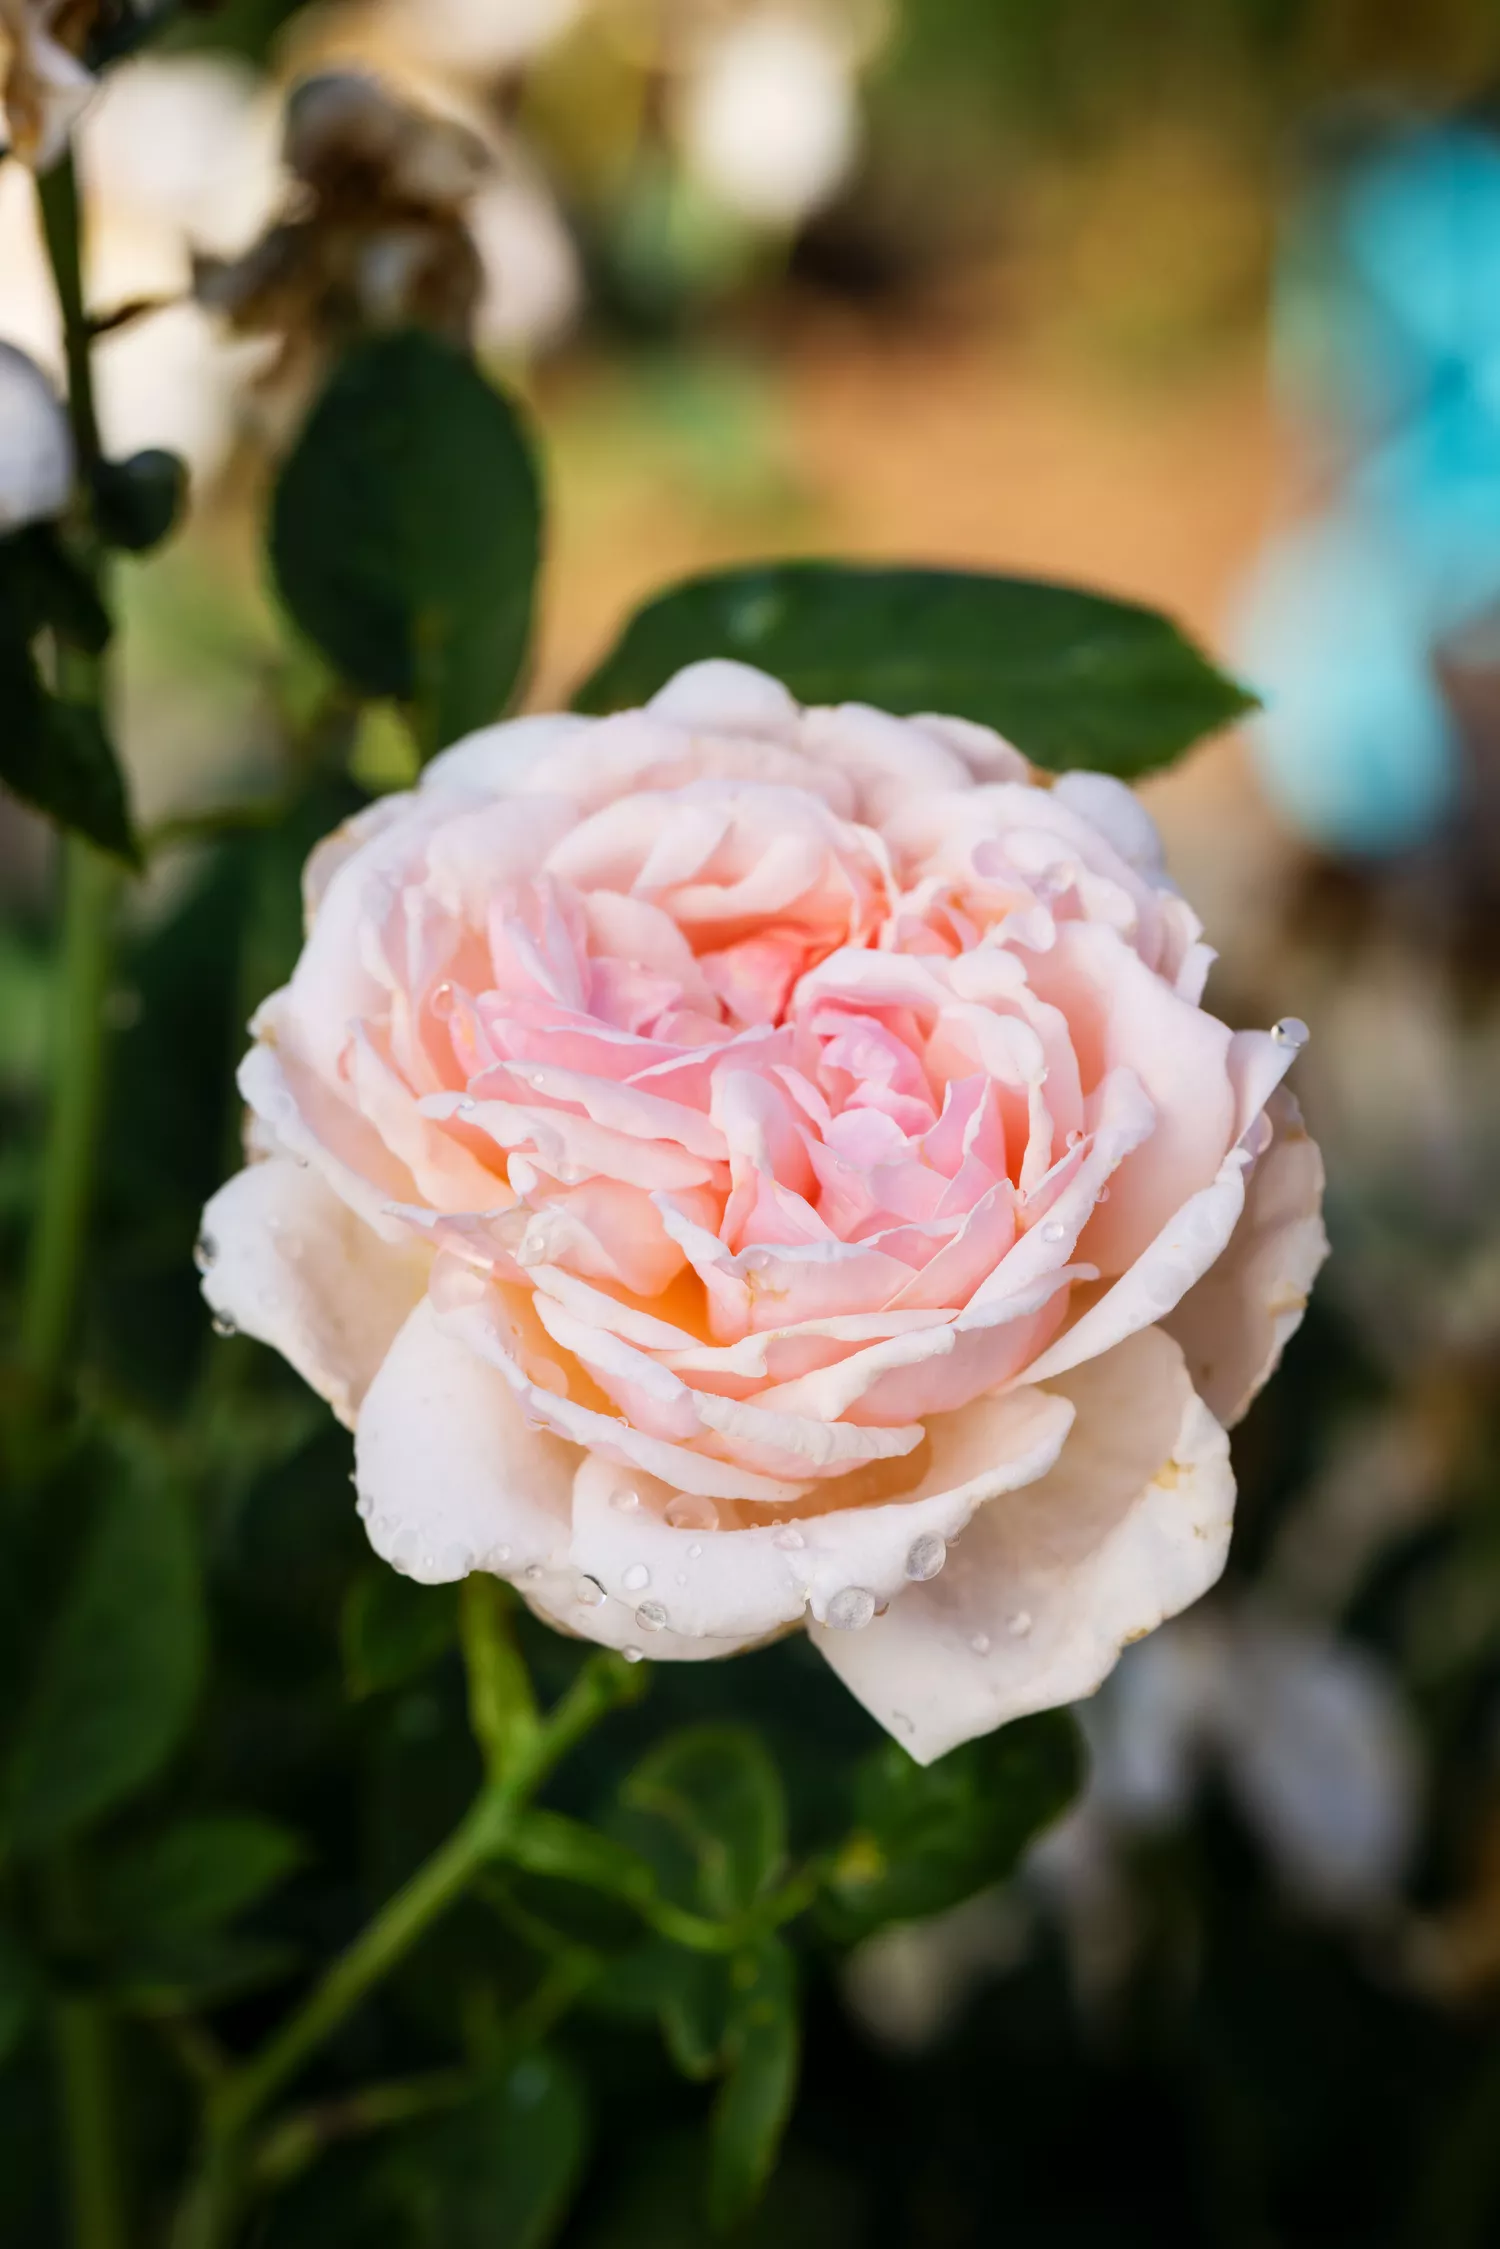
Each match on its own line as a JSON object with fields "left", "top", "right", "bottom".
{"left": 1162, "top": 1087, "right": 1328, "bottom": 1426}
{"left": 812, "top": 1325, "right": 1234, "bottom": 1763}
{"left": 201, "top": 1157, "right": 430, "bottom": 1428}
{"left": 355, "top": 1297, "right": 575, "bottom": 1583}
{"left": 557, "top": 1380, "right": 1075, "bottom": 1643}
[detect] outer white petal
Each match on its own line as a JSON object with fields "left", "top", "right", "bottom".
{"left": 645, "top": 658, "right": 803, "bottom": 741}
{"left": 1051, "top": 770, "right": 1168, "bottom": 877}
{"left": 556, "top": 1382, "right": 1075, "bottom": 1646}
{"left": 812, "top": 1326, "right": 1235, "bottom": 1764}
{"left": 1163, "top": 1086, "right": 1328, "bottom": 1427}
{"left": 355, "top": 1297, "right": 576, "bottom": 1584}
{"left": 421, "top": 712, "right": 596, "bottom": 799}
{"left": 200, "top": 1158, "right": 430, "bottom": 1428}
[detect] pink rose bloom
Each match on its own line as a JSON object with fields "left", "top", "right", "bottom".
{"left": 200, "top": 661, "right": 1326, "bottom": 1762}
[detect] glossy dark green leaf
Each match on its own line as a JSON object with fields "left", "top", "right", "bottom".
{"left": 1, "top": 525, "right": 111, "bottom": 653}
{"left": 820, "top": 1708, "right": 1082, "bottom": 1942}
{"left": 271, "top": 330, "right": 541, "bottom": 749}
{"left": 92, "top": 450, "right": 188, "bottom": 555}
{"left": 1, "top": 1456, "right": 203, "bottom": 1853}
{"left": 96, "top": 1814, "right": 303, "bottom": 1936}
{"left": 389, "top": 2051, "right": 588, "bottom": 2249}
{"left": 708, "top": 1937, "right": 799, "bottom": 2232}
{"left": 619, "top": 1725, "right": 787, "bottom": 1919}
{"left": 574, "top": 561, "right": 1255, "bottom": 777}
{"left": 342, "top": 1569, "right": 460, "bottom": 1700}
{"left": 0, "top": 578, "right": 135, "bottom": 861}
{"left": 0, "top": 1925, "right": 37, "bottom": 2064}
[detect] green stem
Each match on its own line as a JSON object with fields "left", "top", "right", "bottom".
{"left": 52, "top": 1996, "right": 129, "bottom": 2249}
{"left": 19, "top": 838, "right": 120, "bottom": 1396}
{"left": 18, "top": 146, "right": 118, "bottom": 1411}
{"left": 37, "top": 151, "right": 102, "bottom": 476}
{"left": 173, "top": 1654, "right": 642, "bottom": 2249}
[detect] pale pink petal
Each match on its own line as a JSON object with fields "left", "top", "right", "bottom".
{"left": 355, "top": 1299, "right": 575, "bottom": 1583}
{"left": 1163, "top": 1088, "right": 1328, "bottom": 1426}
{"left": 812, "top": 1326, "right": 1234, "bottom": 1762}
{"left": 561, "top": 1382, "right": 1074, "bottom": 1641}
{"left": 420, "top": 713, "right": 597, "bottom": 799}
{"left": 201, "top": 1158, "right": 430, "bottom": 1429}
{"left": 646, "top": 658, "right": 802, "bottom": 741}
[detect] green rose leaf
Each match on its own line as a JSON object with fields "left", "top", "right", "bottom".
{"left": 574, "top": 561, "right": 1255, "bottom": 777}
{"left": 708, "top": 1936, "right": 800, "bottom": 2233}
{"left": 617, "top": 1725, "right": 787, "bottom": 1920}
{"left": 342, "top": 1569, "right": 460, "bottom": 1701}
{"left": 387, "top": 2051, "right": 588, "bottom": 2249}
{"left": 820, "top": 1708, "right": 1083, "bottom": 1943}
{"left": 507, "top": 1808, "right": 657, "bottom": 1908}
{"left": 96, "top": 1814, "right": 304, "bottom": 1937}
{"left": 0, "top": 542, "right": 136, "bottom": 862}
{"left": 0, "top": 1924, "right": 38, "bottom": 2065}
{"left": 0, "top": 1456, "right": 204, "bottom": 1854}
{"left": 271, "top": 329, "right": 541, "bottom": 751}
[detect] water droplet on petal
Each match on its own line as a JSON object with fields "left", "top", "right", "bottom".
{"left": 430, "top": 981, "right": 457, "bottom": 1020}
{"left": 665, "top": 1493, "right": 718, "bottom": 1532}
{"left": 1008, "top": 1609, "right": 1033, "bottom": 1637}
{"left": 1041, "top": 1221, "right": 1066, "bottom": 1244}
{"left": 1065, "top": 1129, "right": 1084, "bottom": 1150}
{"left": 211, "top": 1313, "right": 237, "bottom": 1339}
{"left": 523, "top": 1563, "right": 542, "bottom": 1582}
{"left": 576, "top": 1575, "right": 606, "bottom": 1608}
{"left": 1271, "top": 1016, "right": 1310, "bottom": 1051}
{"left": 687, "top": 1541, "right": 704, "bottom": 1560}
{"left": 635, "top": 1600, "right": 668, "bottom": 1633}
{"left": 457, "top": 1095, "right": 476, "bottom": 1114}
{"left": 970, "top": 1631, "right": 992, "bottom": 1656}
{"left": 611, "top": 1486, "right": 641, "bottom": 1514}
{"left": 826, "top": 1586, "right": 877, "bottom": 1631}
{"left": 773, "top": 1525, "right": 805, "bottom": 1551}
{"left": 622, "top": 1562, "right": 650, "bottom": 1593}
{"left": 905, "top": 1533, "right": 947, "bottom": 1582}
{"left": 193, "top": 1232, "right": 218, "bottom": 1274}
{"left": 622, "top": 1645, "right": 644, "bottom": 1664}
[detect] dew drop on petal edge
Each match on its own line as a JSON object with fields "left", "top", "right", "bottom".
{"left": 193, "top": 1232, "right": 217, "bottom": 1273}
{"left": 576, "top": 1576, "right": 606, "bottom": 1608}
{"left": 826, "top": 1586, "right": 877, "bottom": 1630}
{"left": 904, "top": 1533, "right": 946, "bottom": 1582}
{"left": 1271, "top": 1016, "right": 1310, "bottom": 1050}
{"left": 211, "top": 1314, "right": 237, "bottom": 1338}
{"left": 622, "top": 1646, "right": 644, "bottom": 1664}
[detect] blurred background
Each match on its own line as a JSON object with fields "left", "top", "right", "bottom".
{"left": 6, "top": 1, "right": 1500, "bottom": 2242}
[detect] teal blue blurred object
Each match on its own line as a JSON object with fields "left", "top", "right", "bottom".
{"left": 1239, "top": 121, "right": 1500, "bottom": 856}
{"left": 1237, "top": 519, "right": 1458, "bottom": 856}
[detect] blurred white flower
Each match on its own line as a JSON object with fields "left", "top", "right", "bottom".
{"left": 0, "top": 56, "right": 281, "bottom": 475}
{"left": 1033, "top": 1606, "right": 1421, "bottom": 1926}
{"left": 677, "top": 14, "right": 859, "bottom": 227}
{"left": 470, "top": 167, "right": 580, "bottom": 351}
{"left": 0, "top": 337, "right": 71, "bottom": 527}
{"left": 0, "top": 0, "right": 94, "bottom": 171}
{"left": 372, "top": 0, "right": 582, "bottom": 76}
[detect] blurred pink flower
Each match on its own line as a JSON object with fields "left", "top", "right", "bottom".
{"left": 201, "top": 661, "right": 1326, "bottom": 1760}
